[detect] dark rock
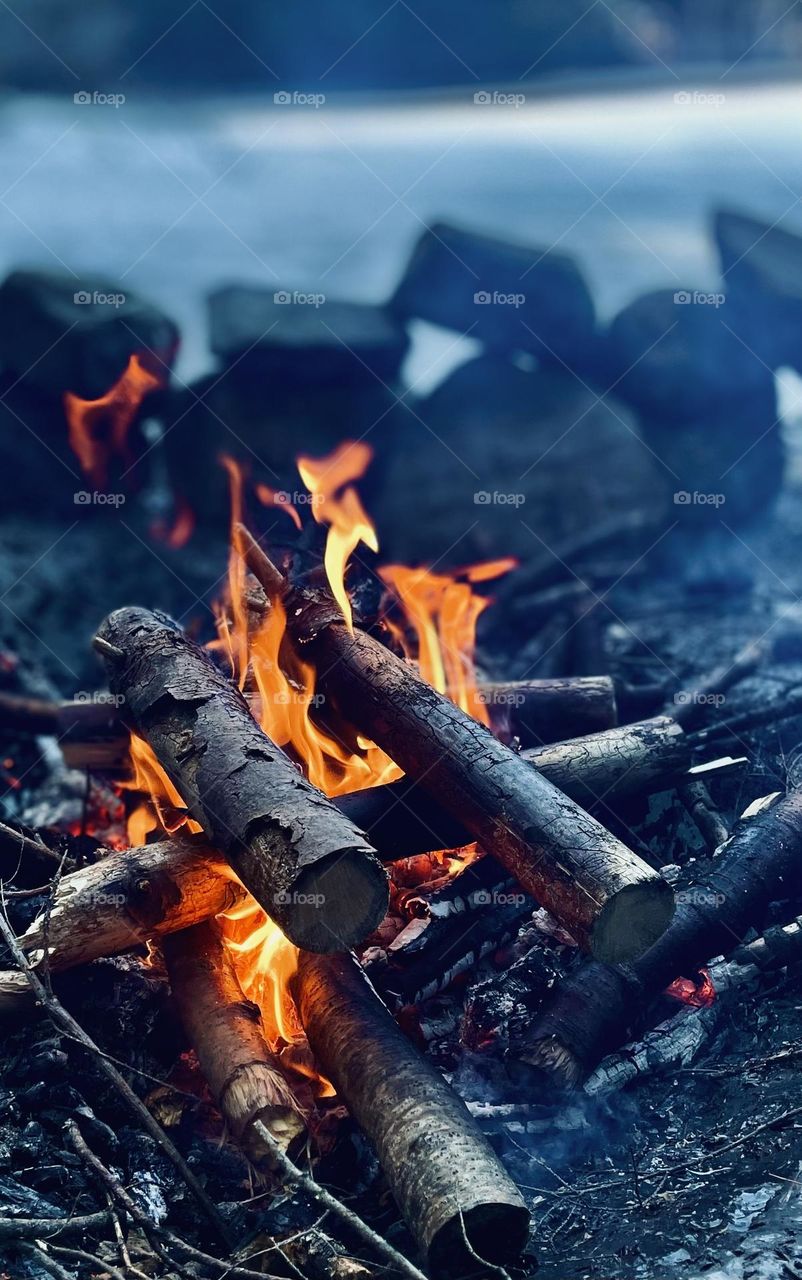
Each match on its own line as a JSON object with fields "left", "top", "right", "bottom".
{"left": 714, "top": 207, "right": 802, "bottom": 373}
{"left": 391, "top": 221, "right": 596, "bottom": 369}
{"left": 373, "top": 355, "right": 661, "bottom": 565}
{"left": 603, "top": 287, "right": 769, "bottom": 420}
{"left": 208, "top": 285, "right": 409, "bottom": 387}
{"left": 639, "top": 380, "right": 784, "bottom": 529}
{"left": 0, "top": 269, "right": 178, "bottom": 399}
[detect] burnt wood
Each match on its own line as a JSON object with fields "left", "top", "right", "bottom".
{"left": 95, "top": 607, "right": 389, "bottom": 953}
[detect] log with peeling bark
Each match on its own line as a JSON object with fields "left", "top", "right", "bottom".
{"left": 239, "top": 530, "right": 673, "bottom": 964}
{"left": 518, "top": 789, "right": 802, "bottom": 1087}
{"left": 292, "top": 949, "right": 530, "bottom": 1275}
{"left": 0, "top": 834, "right": 243, "bottom": 1012}
{"left": 94, "top": 607, "right": 389, "bottom": 952}
{"left": 162, "top": 920, "right": 304, "bottom": 1154}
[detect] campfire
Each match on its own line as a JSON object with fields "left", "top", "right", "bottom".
{"left": 4, "top": 210, "right": 802, "bottom": 1280}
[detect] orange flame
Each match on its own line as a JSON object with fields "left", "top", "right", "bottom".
{"left": 119, "top": 447, "right": 512, "bottom": 1088}
{"left": 64, "top": 354, "right": 162, "bottom": 488}
{"left": 297, "top": 441, "right": 378, "bottom": 631}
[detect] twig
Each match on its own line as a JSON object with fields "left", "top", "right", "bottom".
{"left": 46, "top": 1241, "right": 128, "bottom": 1280}
{"left": 252, "top": 1118, "right": 428, "bottom": 1280}
{"left": 23, "top": 1244, "right": 75, "bottom": 1280}
{"left": 0, "top": 898, "right": 232, "bottom": 1248}
{"left": 0, "top": 1210, "right": 111, "bottom": 1239}
{"left": 0, "top": 818, "right": 63, "bottom": 866}
{"left": 66, "top": 1122, "right": 286, "bottom": 1280}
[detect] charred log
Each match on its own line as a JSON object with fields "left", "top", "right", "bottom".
{"left": 479, "top": 675, "right": 617, "bottom": 745}
{"left": 95, "top": 607, "right": 389, "bottom": 952}
{"left": 519, "top": 790, "right": 802, "bottom": 1087}
{"left": 292, "top": 949, "right": 530, "bottom": 1277}
{"left": 162, "top": 920, "right": 304, "bottom": 1153}
{"left": 241, "top": 532, "right": 674, "bottom": 964}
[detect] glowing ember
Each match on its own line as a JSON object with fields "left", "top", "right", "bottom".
{"left": 665, "top": 967, "right": 716, "bottom": 1008}
{"left": 64, "top": 354, "right": 163, "bottom": 488}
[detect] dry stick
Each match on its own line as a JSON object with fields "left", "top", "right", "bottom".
{"left": 0, "top": 902, "right": 232, "bottom": 1247}
{"left": 250, "top": 1118, "right": 429, "bottom": 1280}
{"left": 45, "top": 1242, "right": 127, "bottom": 1280}
{"left": 94, "top": 607, "right": 388, "bottom": 953}
{"left": 0, "top": 818, "right": 63, "bottom": 867}
{"left": 668, "top": 636, "right": 766, "bottom": 728}
{"left": 65, "top": 1121, "right": 284, "bottom": 1280}
{"left": 293, "top": 950, "right": 529, "bottom": 1277}
{"left": 518, "top": 789, "right": 802, "bottom": 1087}
{"left": 0, "top": 1210, "right": 111, "bottom": 1240}
{"left": 239, "top": 530, "right": 673, "bottom": 965}
{"left": 162, "top": 920, "right": 305, "bottom": 1153}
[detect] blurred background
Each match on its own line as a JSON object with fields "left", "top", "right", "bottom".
{"left": 1, "top": 1, "right": 802, "bottom": 679}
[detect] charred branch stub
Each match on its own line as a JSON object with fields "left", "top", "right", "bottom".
{"left": 520, "top": 788, "right": 802, "bottom": 1087}
{"left": 479, "top": 674, "right": 618, "bottom": 744}
{"left": 293, "top": 949, "right": 530, "bottom": 1277}
{"left": 95, "top": 606, "right": 389, "bottom": 952}
{"left": 240, "top": 531, "right": 673, "bottom": 964}
{"left": 162, "top": 920, "right": 304, "bottom": 1154}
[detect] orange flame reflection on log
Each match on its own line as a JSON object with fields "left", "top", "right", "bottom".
{"left": 64, "top": 354, "right": 162, "bottom": 488}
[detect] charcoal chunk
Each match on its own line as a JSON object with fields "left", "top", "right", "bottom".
{"left": 0, "top": 269, "right": 178, "bottom": 399}
{"left": 391, "top": 221, "right": 596, "bottom": 368}
{"left": 602, "top": 287, "right": 769, "bottom": 419}
{"left": 714, "top": 207, "right": 802, "bottom": 372}
{"left": 208, "top": 285, "right": 409, "bottom": 386}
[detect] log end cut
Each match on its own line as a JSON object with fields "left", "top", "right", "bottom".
{"left": 590, "top": 878, "right": 674, "bottom": 964}
{"left": 428, "top": 1201, "right": 531, "bottom": 1278}
{"left": 265, "top": 844, "right": 390, "bottom": 954}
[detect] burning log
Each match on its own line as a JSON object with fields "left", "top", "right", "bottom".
{"left": 292, "top": 949, "right": 530, "bottom": 1276}
{"left": 240, "top": 530, "right": 673, "bottom": 964}
{"left": 519, "top": 789, "right": 802, "bottom": 1087}
{"left": 94, "top": 607, "right": 389, "bottom": 952}
{"left": 162, "top": 921, "right": 304, "bottom": 1153}
{"left": 0, "top": 834, "right": 242, "bottom": 1012}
